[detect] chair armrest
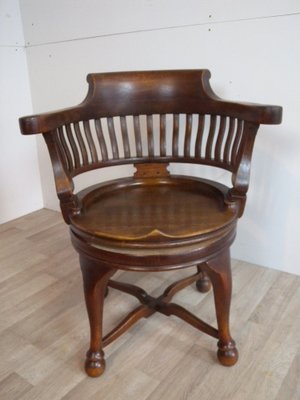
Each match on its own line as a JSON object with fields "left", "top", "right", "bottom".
{"left": 43, "top": 132, "right": 80, "bottom": 223}
{"left": 19, "top": 105, "right": 89, "bottom": 135}
{"left": 208, "top": 100, "right": 282, "bottom": 125}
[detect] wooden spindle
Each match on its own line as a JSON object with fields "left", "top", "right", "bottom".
{"left": 231, "top": 119, "right": 244, "bottom": 164}
{"left": 57, "top": 126, "right": 73, "bottom": 171}
{"left": 147, "top": 115, "right": 154, "bottom": 157}
{"left": 133, "top": 115, "right": 143, "bottom": 157}
{"left": 160, "top": 114, "right": 166, "bottom": 157}
{"left": 214, "top": 116, "right": 227, "bottom": 161}
{"left": 184, "top": 114, "right": 193, "bottom": 157}
{"left": 195, "top": 115, "right": 205, "bottom": 158}
{"left": 74, "top": 122, "right": 88, "bottom": 165}
{"left": 55, "top": 128, "right": 70, "bottom": 171}
{"left": 107, "top": 118, "right": 119, "bottom": 160}
{"left": 95, "top": 119, "right": 108, "bottom": 161}
{"left": 223, "top": 118, "right": 236, "bottom": 164}
{"left": 205, "top": 115, "right": 217, "bottom": 160}
{"left": 66, "top": 124, "right": 80, "bottom": 168}
{"left": 120, "top": 116, "right": 131, "bottom": 158}
{"left": 83, "top": 120, "right": 98, "bottom": 163}
{"left": 172, "top": 114, "right": 179, "bottom": 157}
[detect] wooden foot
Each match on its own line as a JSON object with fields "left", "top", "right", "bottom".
{"left": 204, "top": 249, "right": 238, "bottom": 367}
{"left": 85, "top": 350, "right": 106, "bottom": 377}
{"left": 217, "top": 340, "right": 238, "bottom": 366}
{"left": 80, "top": 255, "right": 115, "bottom": 377}
{"left": 196, "top": 265, "right": 212, "bottom": 293}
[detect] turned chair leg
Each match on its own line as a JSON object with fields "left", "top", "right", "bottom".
{"left": 205, "top": 249, "right": 238, "bottom": 366}
{"left": 196, "top": 264, "right": 212, "bottom": 293}
{"left": 79, "top": 255, "right": 115, "bottom": 377}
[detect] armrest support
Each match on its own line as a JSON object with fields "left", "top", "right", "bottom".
{"left": 43, "top": 132, "right": 80, "bottom": 223}
{"left": 229, "top": 122, "right": 259, "bottom": 216}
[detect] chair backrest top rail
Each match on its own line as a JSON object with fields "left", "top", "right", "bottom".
{"left": 19, "top": 70, "right": 282, "bottom": 135}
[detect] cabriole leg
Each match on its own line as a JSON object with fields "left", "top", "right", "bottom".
{"left": 80, "top": 254, "right": 115, "bottom": 377}
{"left": 205, "top": 249, "right": 238, "bottom": 366}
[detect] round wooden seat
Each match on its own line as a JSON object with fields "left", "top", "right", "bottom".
{"left": 70, "top": 176, "right": 239, "bottom": 270}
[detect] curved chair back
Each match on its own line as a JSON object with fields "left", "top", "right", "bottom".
{"left": 19, "top": 70, "right": 282, "bottom": 221}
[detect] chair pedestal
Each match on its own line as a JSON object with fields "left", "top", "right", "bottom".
{"left": 79, "top": 248, "right": 238, "bottom": 378}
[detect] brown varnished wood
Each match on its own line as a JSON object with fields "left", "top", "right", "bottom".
{"left": 19, "top": 70, "right": 282, "bottom": 377}
{"left": 133, "top": 115, "right": 143, "bottom": 157}
{"left": 161, "top": 269, "right": 202, "bottom": 301}
{"left": 224, "top": 117, "right": 236, "bottom": 164}
{"left": 172, "top": 113, "right": 179, "bottom": 156}
{"left": 120, "top": 116, "right": 131, "bottom": 158}
{"left": 70, "top": 176, "right": 238, "bottom": 243}
{"left": 205, "top": 114, "right": 217, "bottom": 159}
{"left": 74, "top": 122, "right": 89, "bottom": 165}
{"left": 79, "top": 254, "right": 116, "bottom": 377}
{"left": 184, "top": 113, "right": 193, "bottom": 157}
{"left": 214, "top": 116, "right": 227, "bottom": 161}
{"left": 21, "top": 107, "right": 279, "bottom": 212}
{"left": 66, "top": 123, "right": 80, "bottom": 169}
{"left": 231, "top": 119, "right": 244, "bottom": 165}
{"left": 70, "top": 224, "right": 237, "bottom": 272}
{"left": 19, "top": 70, "right": 282, "bottom": 134}
{"left": 57, "top": 126, "right": 73, "bottom": 171}
{"left": 195, "top": 114, "right": 205, "bottom": 158}
{"left": 107, "top": 117, "right": 119, "bottom": 159}
{"left": 2, "top": 209, "right": 300, "bottom": 397}
{"left": 94, "top": 119, "right": 108, "bottom": 161}
{"left": 203, "top": 249, "right": 238, "bottom": 366}
{"left": 43, "top": 132, "right": 79, "bottom": 224}
{"left": 196, "top": 264, "right": 212, "bottom": 293}
{"left": 146, "top": 115, "right": 154, "bottom": 157}
{"left": 83, "top": 120, "right": 98, "bottom": 163}
{"left": 102, "top": 304, "right": 153, "bottom": 347}
{"left": 160, "top": 114, "right": 167, "bottom": 156}
{"left": 103, "top": 268, "right": 218, "bottom": 347}
{"left": 133, "top": 163, "right": 170, "bottom": 178}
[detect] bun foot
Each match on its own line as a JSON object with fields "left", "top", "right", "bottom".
{"left": 196, "top": 275, "right": 211, "bottom": 293}
{"left": 85, "top": 350, "right": 106, "bottom": 377}
{"left": 217, "top": 340, "right": 238, "bottom": 366}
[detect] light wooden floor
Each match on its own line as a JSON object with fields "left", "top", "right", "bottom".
{"left": 0, "top": 209, "right": 299, "bottom": 400}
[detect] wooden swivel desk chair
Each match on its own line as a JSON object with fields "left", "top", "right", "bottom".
{"left": 19, "top": 70, "right": 282, "bottom": 377}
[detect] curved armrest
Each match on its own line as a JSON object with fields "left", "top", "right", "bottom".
{"left": 206, "top": 100, "right": 281, "bottom": 125}
{"left": 19, "top": 105, "right": 89, "bottom": 135}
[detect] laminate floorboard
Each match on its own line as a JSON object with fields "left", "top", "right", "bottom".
{"left": 0, "top": 209, "right": 299, "bottom": 399}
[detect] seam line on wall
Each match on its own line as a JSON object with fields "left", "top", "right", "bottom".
{"left": 0, "top": 44, "right": 24, "bottom": 48}
{"left": 24, "top": 11, "right": 300, "bottom": 48}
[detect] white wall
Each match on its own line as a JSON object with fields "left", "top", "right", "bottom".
{"left": 0, "top": 0, "right": 43, "bottom": 224}
{"left": 19, "top": 0, "right": 300, "bottom": 275}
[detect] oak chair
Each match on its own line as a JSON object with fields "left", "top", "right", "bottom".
{"left": 19, "top": 70, "right": 282, "bottom": 377}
